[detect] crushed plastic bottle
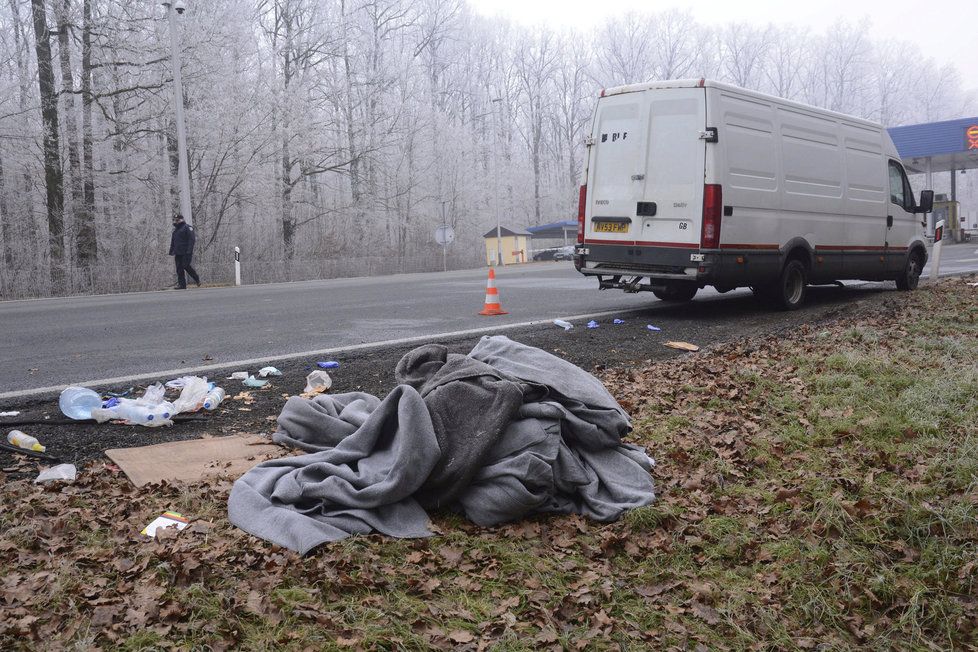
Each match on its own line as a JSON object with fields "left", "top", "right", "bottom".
{"left": 7, "top": 430, "right": 45, "bottom": 452}
{"left": 59, "top": 386, "right": 103, "bottom": 420}
{"left": 91, "top": 399, "right": 175, "bottom": 427}
{"left": 202, "top": 387, "right": 225, "bottom": 410}
{"left": 317, "top": 361, "right": 340, "bottom": 370}
{"left": 646, "top": 325, "right": 662, "bottom": 332}
{"left": 553, "top": 319, "right": 573, "bottom": 331}
{"left": 258, "top": 366, "right": 282, "bottom": 377}
{"left": 613, "top": 319, "right": 625, "bottom": 325}
{"left": 587, "top": 320, "right": 599, "bottom": 329}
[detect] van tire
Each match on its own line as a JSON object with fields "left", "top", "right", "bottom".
{"left": 762, "top": 259, "right": 807, "bottom": 310}
{"left": 652, "top": 283, "right": 698, "bottom": 302}
{"left": 896, "top": 251, "right": 923, "bottom": 291}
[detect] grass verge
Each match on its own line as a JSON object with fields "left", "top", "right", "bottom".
{"left": 1, "top": 279, "right": 976, "bottom": 650}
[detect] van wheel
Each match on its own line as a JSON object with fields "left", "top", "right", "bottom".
{"left": 896, "top": 251, "right": 923, "bottom": 291}
{"left": 652, "top": 283, "right": 697, "bottom": 302}
{"left": 764, "top": 260, "right": 807, "bottom": 310}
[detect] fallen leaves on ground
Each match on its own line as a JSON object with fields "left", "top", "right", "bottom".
{"left": 1, "top": 278, "right": 977, "bottom": 649}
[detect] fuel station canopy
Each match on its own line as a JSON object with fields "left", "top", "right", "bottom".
{"left": 888, "top": 116, "right": 978, "bottom": 175}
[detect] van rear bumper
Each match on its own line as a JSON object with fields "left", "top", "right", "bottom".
{"left": 575, "top": 242, "right": 781, "bottom": 288}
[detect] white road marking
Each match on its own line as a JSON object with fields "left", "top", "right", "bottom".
{"left": 0, "top": 305, "right": 658, "bottom": 400}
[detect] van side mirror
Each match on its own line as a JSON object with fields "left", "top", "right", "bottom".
{"left": 916, "top": 190, "right": 934, "bottom": 214}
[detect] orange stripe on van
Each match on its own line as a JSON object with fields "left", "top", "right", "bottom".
{"left": 718, "top": 243, "right": 779, "bottom": 250}
{"left": 815, "top": 245, "right": 908, "bottom": 252}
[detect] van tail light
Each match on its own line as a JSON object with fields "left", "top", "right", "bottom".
{"left": 701, "top": 184, "right": 722, "bottom": 249}
{"left": 577, "top": 184, "right": 587, "bottom": 244}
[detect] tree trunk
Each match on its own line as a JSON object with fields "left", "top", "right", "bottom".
{"left": 0, "top": 146, "right": 12, "bottom": 270}
{"left": 80, "top": 0, "right": 97, "bottom": 263}
{"left": 57, "top": 0, "right": 94, "bottom": 267}
{"left": 279, "top": 1, "right": 296, "bottom": 259}
{"left": 31, "top": 0, "right": 66, "bottom": 284}
{"left": 8, "top": 0, "right": 39, "bottom": 261}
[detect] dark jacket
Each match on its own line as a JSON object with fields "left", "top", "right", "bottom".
{"left": 169, "top": 222, "right": 196, "bottom": 256}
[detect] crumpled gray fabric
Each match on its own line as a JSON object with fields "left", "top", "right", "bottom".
{"left": 394, "top": 344, "right": 525, "bottom": 508}
{"left": 228, "top": 385, "right": 438, "bottom": 554}
{"left": 228, "top": 336, "right": 655, "bottom": 554}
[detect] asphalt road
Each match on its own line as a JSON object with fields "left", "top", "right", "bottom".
{"left": 1, "top": 243, "right": 975, "bottom": 396}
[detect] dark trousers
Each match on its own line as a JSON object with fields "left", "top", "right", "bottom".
{"left": 174, "top": 254, "right": 200, "bottom": 288}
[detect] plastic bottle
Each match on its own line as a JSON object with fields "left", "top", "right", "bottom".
{"left": 7, "top": 430, "right": 45, "bottom": 452}
{"left": 553, "top": 319, "right": 573, "bottom": 331}
{"left": 91, "top": 400, "right": 175, "bottom": 427}
{"left": 202, "top": 387, "right": 225, "bottom": 410}
{"left": 59, "top": 386, "right": 103, "bottom": 420}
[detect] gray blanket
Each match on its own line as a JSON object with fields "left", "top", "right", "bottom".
{"left": 228, "top": 335, "right": 655, "bottom": 554}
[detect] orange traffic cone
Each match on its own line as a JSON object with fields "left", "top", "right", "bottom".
{"left": 478, "top": 268, "right": 508, "bottom": 316}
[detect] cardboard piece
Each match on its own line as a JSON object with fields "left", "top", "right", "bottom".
{"left": 664, "top": 341, "right": 700, "bottom": 352}
{"left": 105, "top": 434, "right": 282, "bottom": 487}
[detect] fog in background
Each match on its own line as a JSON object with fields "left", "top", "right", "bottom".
{"left": 1, "top": 0, "right": 975, "bottom": 299}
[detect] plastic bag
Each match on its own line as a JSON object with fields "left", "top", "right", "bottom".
{"left": 304, "top": 371, "right": 332, "bottom": 394}
{"left": 172, "top": 376, "right": 210, "bottom": 413}
{"left": 135, "top": 383, "right": 167, "bottom": 406}
{"left": 35, "top": 464, "right": 77, "bottom": 484}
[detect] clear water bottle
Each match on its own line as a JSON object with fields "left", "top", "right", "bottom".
{"left": 7, "top": 430, "right": 45, "bottom": 452}
{"left": 202, "top": 387, "right": 225, "bottom": 410}
{"left": 59, "top": 386, "right": 103, "bottom": 420}
{"left": 91, "top": 400, "right": 175, "bottom": 427}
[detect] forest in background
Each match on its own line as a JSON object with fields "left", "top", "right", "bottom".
{"left": 0, "top": 0, "right": 976, "bottom": 298}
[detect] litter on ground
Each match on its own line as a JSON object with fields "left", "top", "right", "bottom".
{"left": 0, "top": 411, "right": 21, "bottom": 417}
{"left": 227, "top": 371, "right": 249, "bottom": 380}
{"left": 664, "top": 341, "right": 700, "bottom": 352}
{"left": 7, "top": 429, "right": 45, "bottom": 452}
{"left": 553, "top": 319, "right": 573, "bottom": 330}
{"left": 35, "top": 463, "right": 77, "bottom": 484}
{"left": 141, "top": 511, "right": 190, "bottom": 538}
{"left": 105, "top": 435, "right": 281, "bottom": 487}
{"left": 587, "top": 320, "right": 599, "bottom": 328}
{"left": 243, "top": 376, "right": 268, "bottom": 388}
{"left": 316, "top": 361, "right": 340, "bottom": 369}
{"left": 303, "top": 370, "right": 332, "bottom": 395}
{"left": 646, "top": 325, "right": 661, "bottom": 332}
{"left": 228, "top": 335, "right": 656, "bottom": 554}
{"left": 258, "top": 366, "right": 283, "bottom": 377}
{"left": 613, "top": 319, "right": 624, "bottom": 325}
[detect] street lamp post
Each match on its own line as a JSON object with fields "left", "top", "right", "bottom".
{"left": 491, "top": 97, "right": 503, "bottom": 266}
{"left": 162, "top": 0, "right": 193, "bottom": 226}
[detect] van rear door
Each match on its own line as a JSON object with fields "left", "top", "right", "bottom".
{"left": 586, "top": 87, "right": 707, "bottom": 249}
{"left": 587, "top": 95, "right": 644, "bottom": 246}
{"left": 637, "top": 89, "right": 707, "bottom": 248}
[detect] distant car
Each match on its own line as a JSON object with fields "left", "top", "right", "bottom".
{"left": 552, "top": 245, "right": 575, "bottom": 261}
{"left": 532, "top": 248, "right": 559, "bottom": 261}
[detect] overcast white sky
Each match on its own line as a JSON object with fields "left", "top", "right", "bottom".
{"left": 469, "top": 0, "right": 978, "bottom": 94}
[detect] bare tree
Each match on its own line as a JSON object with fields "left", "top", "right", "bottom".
{"left": 30, "top": 0, "right": 65, "bottom": 283}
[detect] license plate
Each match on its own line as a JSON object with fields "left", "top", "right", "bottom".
{"left": 594, "top": 221, "right": 629, "bottom": 233}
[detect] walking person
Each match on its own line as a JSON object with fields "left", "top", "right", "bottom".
{"left": 169, "top": 213, "right": 200, "bottom": 289}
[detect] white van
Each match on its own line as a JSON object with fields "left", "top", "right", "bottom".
{"left": 574, "top": 79, "right": 934, "bottom": 309}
